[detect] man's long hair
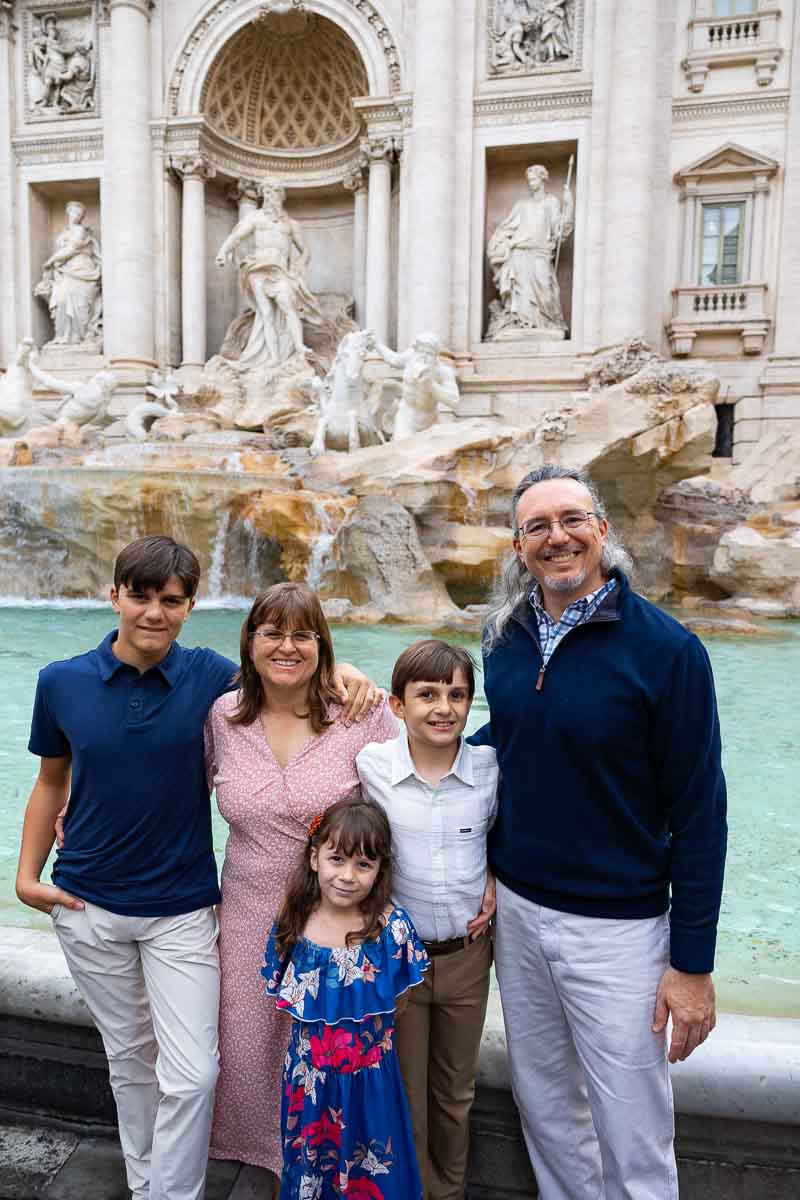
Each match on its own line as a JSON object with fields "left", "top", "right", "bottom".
{"left": 484, "top": 465, "right": 634, "bottom": 655}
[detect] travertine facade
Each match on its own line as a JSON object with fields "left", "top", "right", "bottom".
{"left": 0, "top": 0, "right": 798, "bottom": 464}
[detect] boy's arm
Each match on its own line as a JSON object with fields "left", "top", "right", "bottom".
{"left": 16, "top": 756, "right": 84, "bottom": 914}
{"left": 467, "top": 871, "right": 496, "bottom": 941}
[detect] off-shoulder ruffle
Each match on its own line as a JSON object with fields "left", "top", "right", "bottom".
{"left": 262, "top": 906, "right": 429, "bottom": 1026}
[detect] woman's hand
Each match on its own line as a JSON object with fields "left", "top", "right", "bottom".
{"left": 333, "top": 662, "right": 383, "bottom": 725}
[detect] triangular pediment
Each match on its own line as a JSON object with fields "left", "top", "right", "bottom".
{"left": 675, "top": 142, "right": 779, "bottom": 183}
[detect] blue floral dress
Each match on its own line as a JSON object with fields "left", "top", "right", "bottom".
{"left": 262, "top": 907, "right": 429, "bottom": 1200}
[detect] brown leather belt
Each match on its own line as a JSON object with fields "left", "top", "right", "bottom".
{"left": 423, "top": 936, "right": 470, "bottom": 958}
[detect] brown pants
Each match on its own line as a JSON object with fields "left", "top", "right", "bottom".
{"left": 396, "top": 933, "right": 492, "bottom": 1200}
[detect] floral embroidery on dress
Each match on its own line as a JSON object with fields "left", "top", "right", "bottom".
{"left": 275, "top": 961, "right": 321, "bottom": 1019}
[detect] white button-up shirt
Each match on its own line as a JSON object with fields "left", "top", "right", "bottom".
{"left": 356, "top": 730, "right": 499, "bottom": 942}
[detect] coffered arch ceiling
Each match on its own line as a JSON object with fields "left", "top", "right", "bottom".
{"left": 200, "top": 14, "right": 369, "bottom": 154}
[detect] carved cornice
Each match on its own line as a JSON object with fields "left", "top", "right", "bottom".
{"left": 13, "top": 129, "right": 103, "bottom": 164}
{"left": 161, "top": 118, "right": 368, "bottom": 188}
{"left": 168, "top": 0, "right": 402, "bottom": 119}
{"left": 474, "top": 87, "right": 592, "bottom": 126}
{"left": 672, "top": 92, "right": 790, "bottom": 123}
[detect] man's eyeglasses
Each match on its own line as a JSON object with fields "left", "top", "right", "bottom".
{"left": 517, "top": 511, "right": 597, "bottom": 542}
{"left": 251, "top": 628, "right": 320, "bottom": 646}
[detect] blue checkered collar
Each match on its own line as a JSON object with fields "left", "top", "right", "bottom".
{"left": 528, "top": 576, "right": 618, "bottom": 627}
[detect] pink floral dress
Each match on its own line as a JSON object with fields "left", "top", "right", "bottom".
{"left": 205, "top": 693, "right": 397, "bottom": 1175}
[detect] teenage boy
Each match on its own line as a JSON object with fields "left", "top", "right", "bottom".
{"left": 15, "top": 534, "right": 376, "bottom": 1200}
{"left": 356, "top": 639, "right": 498, "bottom": 1200}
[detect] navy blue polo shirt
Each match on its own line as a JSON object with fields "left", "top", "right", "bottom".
{"left": 28, "top": 631, "right": 238, "bottom": 917}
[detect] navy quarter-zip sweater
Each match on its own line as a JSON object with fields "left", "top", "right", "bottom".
{"left": 471, "top": 570, "right": 727, "bottom": 974}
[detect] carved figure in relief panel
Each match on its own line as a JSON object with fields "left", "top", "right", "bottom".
{"left": 372, "top": 333, "right": 460, "bottom": 441}
{"left": 487, "top": 163, "right": 574, "bottom": 340}
{"left": 34, "top": 201, "right": 103, "bottom": 348}
{"left": 29, "top": 13, "right": 96, "bottom": 113}
{"left": 490, "top": 0, "right": 574, "bottom": 72}
{"left": 215, "top": 180, "right": 326, "bottom": 370}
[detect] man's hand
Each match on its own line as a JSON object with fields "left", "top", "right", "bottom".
{"left": 333, "top": 662, "right": 382, "bottom": 725}
{"left": 16, "top": 877, "right": 83, "bottom": 916}
{"left": 467, "top": 872, "right": 496, "bottom": 941}
{"left": 652, "top": 966, "right": 716, "bottom": 1063}
{"left": 55, "top": 802, "right": 67, "bottom": 848}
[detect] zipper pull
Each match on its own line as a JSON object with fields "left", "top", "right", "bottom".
{"left": 536, "top": 665, "right": 545, "bottom": 692}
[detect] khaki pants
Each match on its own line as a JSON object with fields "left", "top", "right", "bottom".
{"left": 396, "top": 933, "right": 492, "bottom": 1200}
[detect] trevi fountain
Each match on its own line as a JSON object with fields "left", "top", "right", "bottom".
{"left": 0, "top": 1, "right": 799, "bottom": 1195}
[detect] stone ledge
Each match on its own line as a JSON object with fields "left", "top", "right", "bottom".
{"left": 2, "top": 928, "right": 799, "bottom": 1198}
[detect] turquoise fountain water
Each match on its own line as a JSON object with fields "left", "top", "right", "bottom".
{"left": 1, "top": 605, "right": 798, "bottom": 1018}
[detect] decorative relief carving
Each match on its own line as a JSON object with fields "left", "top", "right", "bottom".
{"left": 26, "top": 7, "right": 97, "bottom": 118}
{"left": 672, "top": 93, "right": 790, "bottom": 123}
{"left": 474, "top": 88, "right": 592, "bottom": 126}
{"left": 13, "top": 130, "right": 103, "bottom": 164}
{"left": 342, "top": 160, "right": 367, "bottom": 193}
{"left": 360, "top": 134, "right": 399, "bottom": 163}
{"left": 171, "top": 154, "right": 216, "bottom": 183}
{"left": 169, "top": 0, "right": 402, "bottom": 120}
{"left": 488, "top": 0, "right": 583, "bottom": 77}
{"left": 201, "top": 15, "right": 368, "bottom": 152}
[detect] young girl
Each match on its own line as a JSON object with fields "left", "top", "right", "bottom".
{"left": 263, "top": 798, "right": 428, "bottom": 1200}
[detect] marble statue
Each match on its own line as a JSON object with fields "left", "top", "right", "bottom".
{"left": 28, "top": 355, "right": 118, "bottom": 430}
{"left": 309, "top": 329, "right": 385, "bottom": 456}
{"left": 34, "top": 202, "right": 102, "bottom": 348}
{"left": 29, "top": 13, "right": 96, "bottom": 113}
{"left": 214, "top": 180, "right": 324, "bottom": 370}
{"left": 0, "top": 339, "right": 36, "bottom": 436}
{"left": 490, "top": 0, "right": 574, "bottom": 72}
{"left": 487, "top": 163, "right": 574, "bottom": 339}
{"left": 125, "top": 370, "right": 184, "bottom": 441}
{"left": 373, "top": 333, "right": 460, "bottom": 440}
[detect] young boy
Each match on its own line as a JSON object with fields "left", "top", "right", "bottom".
{"left": 356, "top": 639, "right": 498, "bottom": 1200}
{"left": 15, "top": 534, "right": 376, "bottom": 1200}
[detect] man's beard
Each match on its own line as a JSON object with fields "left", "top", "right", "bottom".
{"left": 542, "top": 565, "right": 588, "bottom": 594}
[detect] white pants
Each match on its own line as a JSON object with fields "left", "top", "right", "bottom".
{"left": 495, "top": 881, "right": 678, "bottom": 1200}
{"left": 52, "top": 901, "right": 220, "bottom": 1200}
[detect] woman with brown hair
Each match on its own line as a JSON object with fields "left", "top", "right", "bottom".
{"left": 205, "top": 582, "right": 397, "bottom": 1188}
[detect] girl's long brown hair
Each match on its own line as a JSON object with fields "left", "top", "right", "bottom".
{"left": 228, "top": 582, "right": 340, "bottom": 731}
{"left": 274, "top": 799, "right": 394, "bottom": 956}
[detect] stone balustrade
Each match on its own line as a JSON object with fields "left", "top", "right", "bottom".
{"left": 683, "top": 6, "right": 782, "bottom": 91}
{"left": 669, "top": 282, "right": 770, "bottom": 356}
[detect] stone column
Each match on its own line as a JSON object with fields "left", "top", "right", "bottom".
{"left": 0, "top": 4, "right": 17, "bottom": 365}
{"left": 601, "top": 0, "right": 661, "bottom": 344}
{"left": 750, "top": 174, "right": 769, "bottom": 281}
{"left": 681, "top": 186, "right": 699, "bottom": 285}
{"left": 174, "top": 156, "right": 215, "bottom": 370}
{"left": 343, "top": 162, "right": 368, "bottom": 325}
{"left": 105, "top": 0, "right": 155, "bottom": 373}
{"left": 406, "top": 0, "right": 456, "bottom": 346}
{"left": 362, "top": 136, "right": 396, "bottom": 344}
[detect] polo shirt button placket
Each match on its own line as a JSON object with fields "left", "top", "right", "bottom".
{"left": 128, "top": 681, "right": 144, "bottom": 725}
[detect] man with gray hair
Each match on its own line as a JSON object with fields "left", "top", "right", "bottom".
{"left": 471, "top": 464, "right": 727, "bottom": 1198}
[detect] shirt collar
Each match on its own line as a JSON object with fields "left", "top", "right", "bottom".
{"left": 529, "top": 576, "right": 616, "bottom": 620}
{"left": 389, "top": 725, "right": 475, "bottom": 788}
{"left": 96, "top": 630, "right": 182, "bottom": 687}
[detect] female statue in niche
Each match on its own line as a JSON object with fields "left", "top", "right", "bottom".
{"left": 487, "top": 163, "right": 574, "bottom": 339}
{"left": 34, "top": 201, "right": 103, "bottom": 348}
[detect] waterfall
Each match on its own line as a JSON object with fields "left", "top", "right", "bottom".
{"left": 207, "top": 509, "right": 231, "bottom": 600}
{"left": 306, "top": 498, "right": 335, "bottom": 591}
